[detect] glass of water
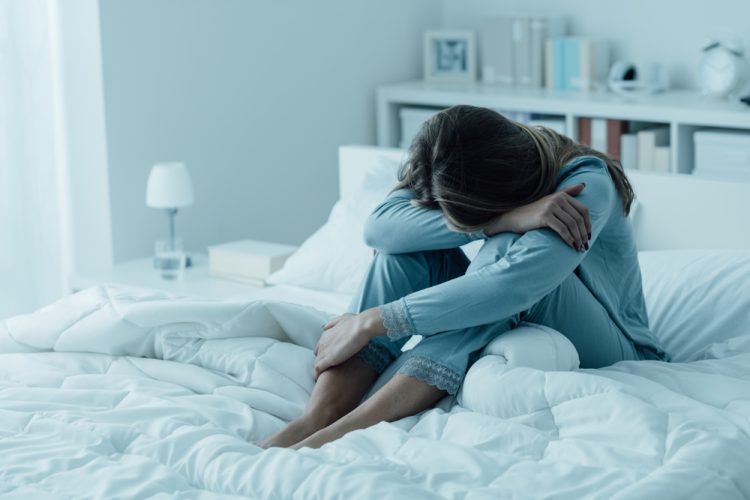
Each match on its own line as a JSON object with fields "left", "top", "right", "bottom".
{"left": 154, "top": 238, "right": 187, "bottom": 280}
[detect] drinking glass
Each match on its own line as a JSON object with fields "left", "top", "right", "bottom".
{"left": 154, "top": 238, "right": 187, "bottom": 280}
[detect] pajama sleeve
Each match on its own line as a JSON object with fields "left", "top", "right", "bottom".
{"left": 379, "top": 159, "right": 620, "bottom": 339}
{"left": 363, "top": 188, "right": 484, "bottom": 254}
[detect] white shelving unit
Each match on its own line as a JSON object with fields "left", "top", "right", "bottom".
{"left": 376, "top": 80, "right": 750, "bottom": 175}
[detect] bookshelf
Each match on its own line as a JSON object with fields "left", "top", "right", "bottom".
{"left": 376, "top": 80, "right": 750, "bottom": 176}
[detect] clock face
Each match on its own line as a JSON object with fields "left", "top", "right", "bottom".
{"left": 699, "top": 48, "right": 741, "bottom": 96}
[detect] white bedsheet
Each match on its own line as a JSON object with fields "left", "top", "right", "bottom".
{"left": 1, "top": 287, "right": 749, "bottom": 499}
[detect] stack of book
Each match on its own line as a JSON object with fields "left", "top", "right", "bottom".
{"left": 545, "top": 37, "right": 609, "bottom": 91}
{"left": 578, "top": 118, "right": 671, "bottom": 172}
{"left": 578, "top": 118, "right": 628, "bottom": 160}
{"left": 208, "top": 239, "right": 297, "bottom": 286}
{"left": 693, "top": 130, "right": 750, "bottom": 181}
{"left": 480, "top": 16, "right": 565, "bottom": 87}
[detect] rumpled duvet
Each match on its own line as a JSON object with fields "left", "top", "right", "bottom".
{"left": 0, "top": 287, "right": 748, "bottom": 499}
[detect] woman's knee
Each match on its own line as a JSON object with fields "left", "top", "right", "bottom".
{"left": 369, "top": 248, "right": 468, "bottom": 289}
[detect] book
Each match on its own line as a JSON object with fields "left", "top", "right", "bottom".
{"left": 554, "top": 38, "right": 566, "bottom": 90}
{"left": 620, "top": 133, "right": 638, "bottom": 169}
{"left": 480, "top": 17, "right": 514, "bottom": 85}
{"left": 530, "top": 17, "right": 564, "bottom": 88}
{"left": 591, "top": 118, "right": 607, "bottom": 152}
{"left": 578, "top": 117, "right": 592, "bottom": 145}
{"left": 545, "top": 39, "right": 555, "bottom": 89}
{"left": 576, "top": 39, "right": 609, "bottom": 91}
{"left": 208, "top": 239, "right": 297, "bottom": 283}
{"left": 653, "top": 146, "right": 671, "bottom": 173}
{"left": 563, "top": 38, "right": 581, "bottom": 91}
{"left": 606, "top": 120, "right": 629, "bottom": 160}
{"left": 546, "top": 36, "right": 608, "bottom": 91}
{"left": 637, "top": 127, "right": 670, "bottom": 171}
{"left": 512, "top": 18, "right": 532, "bottom": 87}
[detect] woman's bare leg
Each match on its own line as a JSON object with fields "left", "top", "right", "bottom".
{"left": 258, "top": 356, "right": 378, "bottom": 448}
{"left": 291, "top": 374, "right": 446, "bottom": 449}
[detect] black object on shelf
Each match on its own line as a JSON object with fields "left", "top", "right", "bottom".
{"left": 740, "top": 95, "right": 750, "bottom": 106}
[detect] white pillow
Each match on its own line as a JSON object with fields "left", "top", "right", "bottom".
{"left": 638, "top": 249, "right": 750, "bottom": 362}
{"left": 267, "top": 156, "right": 400, "bottom": 294}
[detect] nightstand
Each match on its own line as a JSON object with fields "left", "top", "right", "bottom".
{"left": 69, "top": 254, "right": 277, "bottom": 300}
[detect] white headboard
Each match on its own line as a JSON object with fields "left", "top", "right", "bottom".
{"left": 339, "top": 144, "right": 750, "bottom": 251}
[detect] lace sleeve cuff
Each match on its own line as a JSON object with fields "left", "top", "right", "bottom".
{"left": 379, "top": 298, "right": 417, "bottom": 340}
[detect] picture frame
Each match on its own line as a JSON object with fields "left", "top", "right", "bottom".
{"left": 423, "top": 30, "right": 477, "bottom": 83}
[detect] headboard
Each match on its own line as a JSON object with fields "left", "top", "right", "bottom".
{"left": 339, "top": 145, "right": 750, "bottom": 251}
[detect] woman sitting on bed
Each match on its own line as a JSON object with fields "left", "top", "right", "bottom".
{"left": 260, "top": 105, "right": 667, "bottom": 449}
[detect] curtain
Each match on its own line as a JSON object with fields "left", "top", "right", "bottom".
{"left": 0, "top": 0, "right": 70, "bottom": 318}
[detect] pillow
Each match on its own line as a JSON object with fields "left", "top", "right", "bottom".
{"left": 638, "top": 249, "right": 750, "bottom": 362}
{"left": 267, "top": 156, "right": 400, "bottom": 294}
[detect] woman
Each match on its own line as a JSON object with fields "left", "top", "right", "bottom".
{"left": 260, "top": 105, "right": 667, "bottom": 450}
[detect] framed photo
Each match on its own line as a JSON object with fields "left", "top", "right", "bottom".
{"left": 423, "top": 30, "right": 477, "bottom": 83}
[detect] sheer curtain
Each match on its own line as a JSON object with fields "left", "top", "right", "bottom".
{"left": 0, "top": 0, "right": 71, "bottom": 318}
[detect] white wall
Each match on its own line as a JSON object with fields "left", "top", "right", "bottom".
{"left": 99, "top": 0, "right": 442, "bottom": 262}
{"left": 442, "top": 0, "right": 750, "bottom": 90}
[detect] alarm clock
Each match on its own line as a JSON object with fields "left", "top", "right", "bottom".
{"left": 698, "top": 39, "right": 748, "bottom": 97}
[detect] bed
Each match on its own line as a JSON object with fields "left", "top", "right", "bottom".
{"left": 1, "top": 145, "right": 749, "bottom": 499}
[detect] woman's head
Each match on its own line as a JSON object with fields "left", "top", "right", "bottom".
{"left": 397, "top": 105, "right": 634, "bottom": 233}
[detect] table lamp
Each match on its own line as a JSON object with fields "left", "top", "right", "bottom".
{"left": 146, "top": 162, "right": 194, "bottom": 266}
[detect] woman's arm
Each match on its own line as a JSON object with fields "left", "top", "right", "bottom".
{"left": 380, "top": 162, "right": 618, "bottom": 339}
{"left": 363, "top": 188, "right": 483, "bottom": 254}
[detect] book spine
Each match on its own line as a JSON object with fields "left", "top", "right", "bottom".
{"left": 480, "top": 20, "right": 497, "bottom": 84}
{"left": 497, "top": 17, "right": 515, "bottom": 86}
{"left": 637, "top": 128, "right": 669, "bottom": 171}
{"left": 620, "top": 133, "right": 638, "bottom": 169}
{"left": 578, "top": 39, "right": 593, "bottom": 91}
{"left": 653, "top": 146, "right": 671, "bottom": 173}
{"left": 564, "top": 38, "right": 580, "bottom": 90}
{"left": 529, "top": 18, "right": 547, "bottom": 88}
{"left": 578, "top": 117, "right": 592, "bottom": 146}
{"left": 545, "top": 39, "right": 555, "bottom": 89}
{"left": 637, "top": 131, "right": 655, "bottom": 171}
{"left": 480, "top": 17, "right": 514, "bottom": 85}
{"left": 513, "top": 18, "right": 532, "bottom": 87}
{"left": 594, "top": 40, "right": 610, "bottom": 88}
{"left": 591, "top": 118, "right": 608, "bottom": 152}
{"left": 606, "top": 120, "right": 629, "bottom": 160}
{"left": 553, "top": 38, "right": 566, "bottom": 90}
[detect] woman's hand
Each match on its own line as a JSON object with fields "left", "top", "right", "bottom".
{"left": 484, "top": 184, "right": 591, "bottom": 251}
{"left": 313, "top": 308, "right": 385, "bottom": 379}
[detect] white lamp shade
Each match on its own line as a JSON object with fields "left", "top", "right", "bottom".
{"left": 146, "top": 162, "right": 194, "bottom": 208}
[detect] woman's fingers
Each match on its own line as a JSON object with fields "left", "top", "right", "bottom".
{"left": 322, "top": 317, "right": 339, "bottom": 330}
{"left": 551, "top": 206, "right": 583, "bottom": 250}
{"left": 314, "top": 356, "right": 331, "bottom": 380}
{"left": 547, "top": 214, "right": 578, "bottom": 250}
{"left": 558, "top": 199, "right": 589, "bottom": 250}
{"left": 561, "top": 183, "right": 585, "bottom": 197}
{"left": 565, "top": 195, "right": 592, "bottom": 238}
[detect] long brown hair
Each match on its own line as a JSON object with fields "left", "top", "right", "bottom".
{"left": 396, "top": 105, "right": 634, "bottom": 233}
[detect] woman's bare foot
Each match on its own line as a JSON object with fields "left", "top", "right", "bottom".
{"left": 257, "top": 357, "right": 378, "bottom": 449}
{"left": 291, "top": 374, "right": 446, "bottom": 450}
{"left": 259, "top": 414, "right": 329, "bottom": 449}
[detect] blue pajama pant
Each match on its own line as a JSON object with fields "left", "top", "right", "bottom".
{"left": 350, "top": 234, "right": 642, "bottom": 396}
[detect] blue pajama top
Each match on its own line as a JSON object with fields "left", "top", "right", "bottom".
{"left": 364, "top": 156, "right": 667, "bottom": 360}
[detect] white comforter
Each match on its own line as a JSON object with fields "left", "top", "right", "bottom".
{"left": 1, "top": 287, "right": 749, "bottom": 499}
